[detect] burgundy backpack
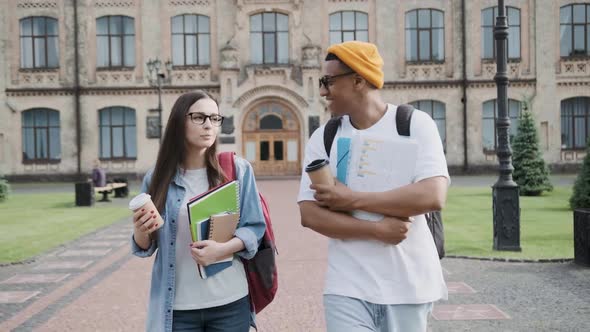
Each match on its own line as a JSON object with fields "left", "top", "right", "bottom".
{"left": 218, "top": 152, "right": 278, "bottom": 314}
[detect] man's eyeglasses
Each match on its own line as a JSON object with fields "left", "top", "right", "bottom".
{"left": 318, "top": 72, "right": 356, "bottom": 89}
{"left": 186, "top": 112, "right": 224, "bottom": 126}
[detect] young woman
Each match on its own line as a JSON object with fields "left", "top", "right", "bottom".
{"left": 131, "top": 90, "right": 266, "bottom": 332}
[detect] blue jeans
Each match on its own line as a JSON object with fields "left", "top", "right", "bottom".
{"left": 172, "top": 296, "right": 250, "bottom": 332}
{"left": 324, "top": 294, "right": 433, "bottom": 332}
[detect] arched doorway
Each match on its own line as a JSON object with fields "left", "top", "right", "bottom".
{"left": 242, "top": 101, "right": 301, "bottom": 176}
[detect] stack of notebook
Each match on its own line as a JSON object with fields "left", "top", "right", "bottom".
{"left": 187, "top": 180, "right": 240, "bottom": 279}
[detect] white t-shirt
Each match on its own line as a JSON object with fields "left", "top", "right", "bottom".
{"left": 297, "top": 104, "right": 449, "bottom": 305}
{"left": 173, "top": 168, "right": 248, "bottom": 310}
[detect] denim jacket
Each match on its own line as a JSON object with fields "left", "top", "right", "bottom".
{"left": 131, "top": 156, "right": 266, "bottom": 332}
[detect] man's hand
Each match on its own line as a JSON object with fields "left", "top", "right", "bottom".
{"left": 374, "top": 216, "right": 412, "bottom": 245}
{"left": 311, "top": 179, "right": 357, "bottom": 211}
{"left": 190, "top": 240, "right": 231, "bottom": 266}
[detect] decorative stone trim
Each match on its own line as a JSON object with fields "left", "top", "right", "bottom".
{"left": 233, "top": 85, "right": 308, "bottom": 109}
{"left": 557, "top": 58, "right": 590, "bottom": 78}
{"left": 561, "top": 150, "right": 586, "bottom": 161}
{"left": 481, "top": 61, "right": 525, "bottom": 80}
{"left": 15, "top": 70, "right": 59, "bottom": 86}
{"left": 17, "top": 1, "right": 57, "bottom": 9}
{"left": 96, "top": 70, "right": 135, "bottom": 85}
{"left": 382, "top": 81, "right": 462, "bottom": 90}
{"left": 404, "top": 63, "right": 446, "bottom": 81}
{"left": 243, "top": 0, "right": 292, "bottom": 3}
{"left": 169, "top": 0, "right": 210, "bottom": 6}
{"left": 94, "top": 1, "right": 134, "bottom": 8}
{"left": 171, "top": 68, "right": 211, "bottom": 84}
{"left": 6, "top": 86, "right": 220, "bottom": 97}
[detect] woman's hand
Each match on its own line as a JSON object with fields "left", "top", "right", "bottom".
{"left": 132, "top": 208, "right": 160, "bottom": 235}
{"left": 190, "top": 240, "right": 231, "bottom": 266}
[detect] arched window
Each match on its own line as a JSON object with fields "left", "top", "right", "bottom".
{"left": 481, "top": 7, "right": 521, "bottom": 59}
{"left": 329, "top": 11, "right": 368, "bottom": 45}
{"left": 409, "top": 100, "right": 446, "bottom": 148}
{"left": 250, "top": 12, "right": 289, "bottom": 64}
{"left": 22, "top": 108, "right": 61, "bottom": 162}
{"left": 482, "top": 99, "right": 522, "bottom": 152}
{"left": 171, "top": 14, "right": 210, "bottom": 66}
{"left": 19, "top": 16, "right": 59, "bottom": 68}
{"left": 405, "top": 9, "right": 444, "bottom": 62}
{"left": 260, "top": 114, "right": 283, "bottom": 130}
{"left": 560, "top": 3, "right": 590, "bottom": 57}
{"left": 99, "top": 107, "right": 136, "bottom": 159}
{"left": 561, "top": 97, "right": 590, "bottom": 149}
{"left": 96, "top": 16, "right": 135, "bottom": 68}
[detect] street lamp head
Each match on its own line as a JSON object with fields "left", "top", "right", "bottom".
{"left": 154, "top": 59, "right": 162, "bottom": 71}
{"left": 165, "top": 60, "right": 173, "bottom": 72}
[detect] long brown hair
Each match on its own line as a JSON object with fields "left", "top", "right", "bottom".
{"left": 148, "top": 90, "right": 228, "bottom": 212}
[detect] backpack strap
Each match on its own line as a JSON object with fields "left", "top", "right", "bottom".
{"left": 218, "top": 151, "right": 237, "bottom": 181}
{"left": 396, "top": 104, "right": 415, "bottom": 137}
{"left": 323, "top": 116, "right": 342, "bottom": 157}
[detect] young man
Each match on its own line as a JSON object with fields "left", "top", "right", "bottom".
{"left": 297, "top": 41, "right": 449, "bottom": 332}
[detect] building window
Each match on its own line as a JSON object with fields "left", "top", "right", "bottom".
{"left": 409, "top": 100, "right": 446, "bottom": 149}
{"left": 482, "top": 99, "right": 522, "bottom": 152}
{"left": 99, "top": 107, "right": 137, "bottom": 159}
{"left": 481, "top": 7, "right": 521, "bottom": 60}
{"left": 96, "top": 16, "right": 135, "bottom": 68}
{"left": 405, "top": 9, "right": 444, "bottom": 62}
{"left": 250, "top": 12, "right": 289, "bottom": 65}
{"left": 561, "top": 97, "right": 590, "bottom": 149}
{"left": 329, "top": 11, "right": 368, "bottom": 45}
{"left": 19, "top": 16, "right": 59, "bottom": 69}
{"left": 171, "top": 14, "right": 210, "bottom": 66}
{"left": 22, "top": 108, "right": 61, "bottom": 162}
{"left": 560, "top": 4, "right": 590, "bottom": 57}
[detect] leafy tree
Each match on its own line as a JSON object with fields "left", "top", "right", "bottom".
{"left": 570, "top": 139, "right": 590, "bottom": 209}
{"left": 512, "top": 108, "right": 553, "bottom": 196}
{"left": 0, "top": 174, "right": 10, "bottom": 203}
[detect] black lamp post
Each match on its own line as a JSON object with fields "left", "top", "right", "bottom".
{"left": 146, "top": 58, "right": 172, "bottom": 143}
{"left": 493, "top": 0, "right": 521, "bottom": 251}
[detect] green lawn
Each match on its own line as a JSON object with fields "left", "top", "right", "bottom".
{"left": 0, "top": 193, "right": 132, "bottom": 264}
{"left": 0, "top": 185, "right": 575, "bottom": 264}
{"left": 444, "top": 186, "right": 574, "bottom": 260}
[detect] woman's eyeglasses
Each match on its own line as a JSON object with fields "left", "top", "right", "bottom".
{"left": 318, "top": 72, "right": 356, "bottom": 89}
{"left": 186, "top": 112, "right": 224, "bottom": 126}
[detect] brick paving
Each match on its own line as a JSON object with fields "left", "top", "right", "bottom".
{"left": 0, "top": 179, "right": 589, "bottom": 331}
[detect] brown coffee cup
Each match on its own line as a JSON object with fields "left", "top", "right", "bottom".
{"left": 305, "top": 159, "right": 334, "bottom": 186}
{"left": 128, "top": 193, "right": 164, "bottom": 233}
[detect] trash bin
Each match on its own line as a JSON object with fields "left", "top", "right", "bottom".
{"left": 113, "top": 177, "right": 129, "bottom": 198}
{"left": 574, "top": 209, "right": 590, "bottom": 267}
{"left": 75, "top": 182, "right": 94, "bottom": 206}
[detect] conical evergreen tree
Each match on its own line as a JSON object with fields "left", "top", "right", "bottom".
{"left": 570, "top": 139, "right": 590, "bottom": 209}
{"left": 512, "top": 108, "right": 553, "bottom": 196}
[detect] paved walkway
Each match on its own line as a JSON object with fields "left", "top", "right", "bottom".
{"left": 1, "top": 180, "right": 589, "bottom": 331}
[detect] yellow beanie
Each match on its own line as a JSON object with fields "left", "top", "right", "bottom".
{"left": 326, "top": 41, "right": 384, "bottom": 89}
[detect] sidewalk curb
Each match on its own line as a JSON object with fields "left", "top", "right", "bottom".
{"left": 445, "top": 255, "right": 574, "bottom": 263}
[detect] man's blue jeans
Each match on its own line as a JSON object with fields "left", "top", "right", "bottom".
{"left": 172, "top": 296, "right": 250, "bottom": 332}
{"left": 324, "top": 294, "right": 433, "bottom": 332}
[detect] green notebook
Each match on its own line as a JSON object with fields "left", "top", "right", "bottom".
{"left": 187, "top": 180, "right": 240, "bottom": 242}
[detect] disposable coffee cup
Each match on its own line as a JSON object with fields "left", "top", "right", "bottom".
{"left": 305, "top": 159, "right": 334, "bottom": 186}
{"left": 129, "top": 193, "right": 164, "bottom": 233}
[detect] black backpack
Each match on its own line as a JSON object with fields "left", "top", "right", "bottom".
{"left": 322, "top": 104, "right": 445, "bottom": 259}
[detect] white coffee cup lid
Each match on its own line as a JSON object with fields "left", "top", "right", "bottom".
{"left": 128, "top": 193, "right": 151, "bottom": 211}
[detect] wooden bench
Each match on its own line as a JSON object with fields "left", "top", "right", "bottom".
{"left": 94, "top": 182, "right": 128, "bottom": 202}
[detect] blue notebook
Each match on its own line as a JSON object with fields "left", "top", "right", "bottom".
{"left": 336, "top": 137, "right": 351, "bottom": 185}
{"left": 195, "top": 218, "right": 233, "bottom": 279}
{"left": 188, "top": 180, "right": 240, "bottom": 279}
